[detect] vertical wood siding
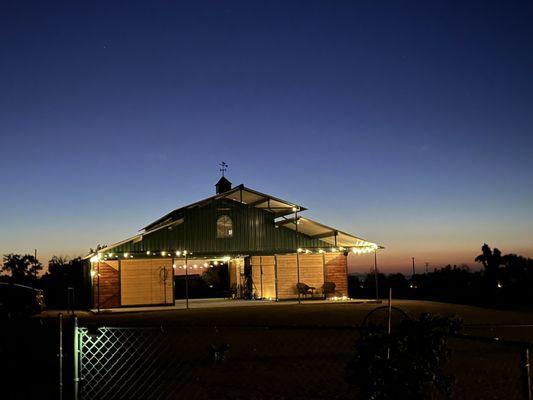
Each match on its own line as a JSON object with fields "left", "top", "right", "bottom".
{"left": 120, "top": 259, "right": 173, "bottom": 306}
{"left": 92, "top": 261, "right": 120, "bottom": 308}
{"left": 324, "top": 254, "right": 348, "bottom": 297}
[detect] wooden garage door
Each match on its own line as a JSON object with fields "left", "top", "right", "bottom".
{"left": 120, "top": 259, "right": 173, "bottom": 306}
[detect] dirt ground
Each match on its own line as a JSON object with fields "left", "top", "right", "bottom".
{"left": 61, "top": 299, "right": 533, "bottom": 342}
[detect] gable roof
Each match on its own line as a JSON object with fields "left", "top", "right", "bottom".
{"left": 143, "top": 184, "right": 306, "bottom": 232}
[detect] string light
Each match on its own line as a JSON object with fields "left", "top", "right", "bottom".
{"left": 124, "top": 253, "right": 129, "bottom": 258}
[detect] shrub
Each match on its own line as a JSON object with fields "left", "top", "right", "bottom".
{"left": 347, "top": 313, "right": 461, "bottom": 400}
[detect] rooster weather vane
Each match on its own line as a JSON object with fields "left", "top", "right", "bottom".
{"left": 219, "top": 161, "right": 228, "bottom": 177}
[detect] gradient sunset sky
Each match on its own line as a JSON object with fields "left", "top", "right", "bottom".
{"left": 1, "top": 1, "right": 532, "bottom": 274}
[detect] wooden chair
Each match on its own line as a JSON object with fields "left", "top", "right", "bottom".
{"left": 322, "top": 282, "right": 336, "bottom": 298}
{"left": 296, "top": 283, "right": 316, "bottom": 298}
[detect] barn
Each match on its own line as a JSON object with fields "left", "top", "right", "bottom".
{"left": 86, "top": 177, "right": 381, "bottom": 309}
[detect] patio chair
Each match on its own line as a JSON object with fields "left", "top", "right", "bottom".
{"left": 296, "top": 283, "right": 316, "bottom": 298}
{"left": 322, "top": 282, "right": 336, "bottom": 298}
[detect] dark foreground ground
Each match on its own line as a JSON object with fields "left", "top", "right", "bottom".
{"left": 5, "top": 300, "right": 533, "bottom": 399}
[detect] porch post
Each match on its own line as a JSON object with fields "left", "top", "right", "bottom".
{"left": 374, "top": 249, "right": 379, "bottom": 301}
{"left": 295, "top": 208, "right": 301, "bottom": 304}
{"left": 185, "top": 252, "right": 189, "bottom": 310}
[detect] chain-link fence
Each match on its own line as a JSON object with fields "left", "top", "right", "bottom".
{"left": 2, "top": 313, "right": 530, "bottom": 399}
{"left": 71, "top": 321, "right": 532, "bottom": 400}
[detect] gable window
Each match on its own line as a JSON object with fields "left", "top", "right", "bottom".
{"left": 217, "top": 215, "right": 233, "bottom": 238}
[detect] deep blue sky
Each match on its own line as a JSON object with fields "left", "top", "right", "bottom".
{"left": 1, "top": 1, "right": 532, "bottom": 273}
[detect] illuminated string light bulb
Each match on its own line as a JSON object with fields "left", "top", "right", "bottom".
{"left": 124, "top": 253, "right": 129, "bottom": 258}
{"left": 318, "top": 249, "right": 325, "bottom": 254}
{"left": 203, "top": 263, "right": 208, "bottom": 268}
{"left": 175, "top": 251, "right": 181, "bottom": 256}
{"left": 214, "top": 261, "right": 219, "bottom": 266}
{"left": 161, "top": 251, "right": 166, "bottom": 256}
{"left": 146, "top": 251, "right": 151, "bottom": 255}
{"left": 297, "top": 248, "right": 303, "bottom": 253}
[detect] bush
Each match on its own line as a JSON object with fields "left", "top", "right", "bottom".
{"left": 346, "top": 313, "right": 461, "bottom": 400}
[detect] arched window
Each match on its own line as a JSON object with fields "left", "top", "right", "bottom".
{"left": 217, "top": 215, "right": 233, "bottom": 238}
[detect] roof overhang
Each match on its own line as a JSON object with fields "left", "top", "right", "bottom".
{"left": 276, "top": 216, "right": 382, "bottom": 250}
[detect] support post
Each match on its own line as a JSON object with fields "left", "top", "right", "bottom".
{"left": 387, "top": 288, "right": 392, "bottom": 359}
{"left": 185, "top": 253, "right": 189, "bottom": 310}
{"left": 97, "top": 262, "right": 100, "bottom": 313}
{"left": 260, "top": 257, "right": 263, "bottom": 299}
{"left": 295, "top": 209, "right": 301, "bottom": 304}
{"left": 374, "top": 250, "right": 379, "bottom": 301}
{"left": 73, "top": 316, "right": 79, "bottom": 400}
{"left": 522, "top": 347, "right": 532, "bottom": 400}
{"left": 58, "top": 313, "right": 63, "bottom": 400}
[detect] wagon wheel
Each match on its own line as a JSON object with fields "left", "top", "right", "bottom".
{"left": 361, "top": 306, "right": 410, "bottom": 333}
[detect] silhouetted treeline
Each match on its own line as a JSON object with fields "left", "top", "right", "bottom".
{"left": 1, "top": 254, "right": 89, "bottom": 309}
{"left": 349, "top": 244, "right": 533, "bottom": 307}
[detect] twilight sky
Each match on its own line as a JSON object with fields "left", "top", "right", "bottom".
{"left": 1, "top": 1, "right": 532, "bottom": 275}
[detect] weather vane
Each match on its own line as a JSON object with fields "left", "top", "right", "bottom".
{"left": 219, "top": 161, "right": 228, "bottom": 177}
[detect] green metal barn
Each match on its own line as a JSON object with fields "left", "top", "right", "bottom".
{"left": 87, "top": 177, "right": 380, "bottom": 309}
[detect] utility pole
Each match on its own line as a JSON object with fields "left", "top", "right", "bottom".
{"left": 425, "top": 262, "right": 429, "bottom": 274}
{"left": 412, "top": 257, "right": 415, "bottom": 277}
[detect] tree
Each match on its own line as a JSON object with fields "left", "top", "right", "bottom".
{"left": 475, "top": 244, "right": 502, "bottom": 286}
{"left": 1, "top": 254, "right": 42, "bottom": 283}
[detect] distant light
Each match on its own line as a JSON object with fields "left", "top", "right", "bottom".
{"left": 124, "top": 253, "right": 129, "bottom": 258}
{"left": 161, "top": 251, "right": 166, "bottom": 256}
{"left": 146, "top": 251, "right": 151, "bottom": 255}
{"left": 214, "top": 261, "right": 219, "bottom": 266}
{"left": 175, "top": 251, "right": 181, "bottom": 256}
{"left": 203, "top": 263, "right": 208, "bottom": 268}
